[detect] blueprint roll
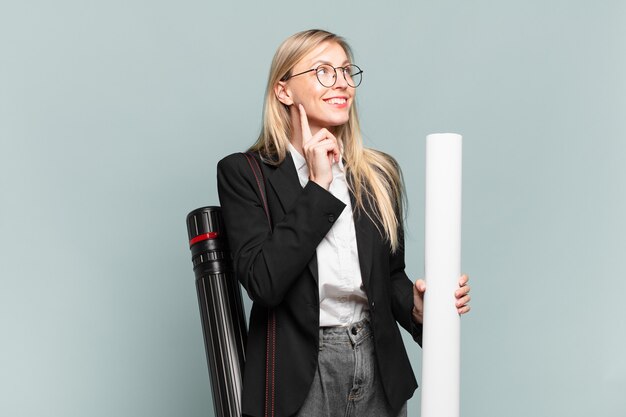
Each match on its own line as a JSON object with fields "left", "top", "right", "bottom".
{"left": 421, "top": 133, "right": 462, "bottom": 417}
{"left": 186, "top": 206, "right": 247, "bottom": 417}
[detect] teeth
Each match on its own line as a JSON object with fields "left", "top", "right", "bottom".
{"left": 325, "top": 98, "right": 346, "bottom": 105}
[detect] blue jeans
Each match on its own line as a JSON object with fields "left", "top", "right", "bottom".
{"left": 295, "top": 317, "right": 407, "bottom": 417}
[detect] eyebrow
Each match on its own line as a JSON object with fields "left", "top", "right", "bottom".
{"left": 310, "top": 59, "right": 351, "bottom": 67}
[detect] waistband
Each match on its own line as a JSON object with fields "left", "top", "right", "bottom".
{"left": 319, "top": 316, "right": 371, "bottom": 346}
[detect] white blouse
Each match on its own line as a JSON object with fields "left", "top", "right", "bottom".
{"left": 288, "top": 144, "right": 369, "bottom": 327}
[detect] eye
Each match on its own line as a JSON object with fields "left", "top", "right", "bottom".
{"left": 316, "top": 65, "right": 332, "bottom": 76}
{"left": 344, "top": 65, "right": 360, "bottom": 76}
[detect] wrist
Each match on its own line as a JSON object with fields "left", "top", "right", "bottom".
{"left": 412, "top": 306, "right": 423, "bottom": 324}
{"left": 309, "top": 176, "right": 331, "bottom": 190}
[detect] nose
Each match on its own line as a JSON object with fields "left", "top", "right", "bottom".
{"left": 333, "top": 68, "right": 349, "bottom": 89}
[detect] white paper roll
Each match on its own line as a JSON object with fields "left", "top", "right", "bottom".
{"left": 421, "top": 133, "right": 462, "bottom": 417}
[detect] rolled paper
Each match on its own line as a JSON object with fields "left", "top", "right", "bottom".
{"left": 421, "top": 133, "right": 462, "bottom": 417}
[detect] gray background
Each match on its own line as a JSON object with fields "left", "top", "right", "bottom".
{"left": 1, "top": 1, "right": 625, "bottom": 416}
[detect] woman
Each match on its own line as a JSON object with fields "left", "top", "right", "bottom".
{"left": 217, "top": 29, "right": 470, "bottom": 417}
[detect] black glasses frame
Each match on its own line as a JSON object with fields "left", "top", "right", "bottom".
{"left": 282, "top": 64, "right": 363, "bottom": 88}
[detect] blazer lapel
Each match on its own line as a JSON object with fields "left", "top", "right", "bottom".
{"left": 267, "top": 153, "right": 302, "bottom": 215}
{"left": 266, "top": 153, "right": 320, "bottom": 285}
{"left": 350, "top": 192, "right": 375, "bottom": 291}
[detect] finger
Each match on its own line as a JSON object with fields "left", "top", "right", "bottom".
{"left": 315, "top": 131, "right": 340, "bottom": 163}
{"left": 307, "top": 132, "right": 341, "bottom": 163}
{"left": 303, "top": 129, "right": 331, "bottom": 154}
{"left": 307, "top": 138, "right": 339, "bottom": 156}
{"left": 459, "top": 273, "right": 469, "bottom": 286}
{"left": 327, "top": 140, "right": 341, "bottom": 163}
{"left": 298, "top": 104, "right": 312, "bottom": 142}
{"left": 455, "top": 285, "right": 470, "bottom": 298}
{"left": 309, "top": 129, "right": 338, "bottom": 146}
{"left": 332, "top": 140, "right": 341, "bottom": 163}
{"left": 458, "top": 305, "right": 471, "bottom": 315}
{"left": 414, "top": 279, "right": 426, "bottom": 293}
{"left": 456, "top": 294, "right": 471, "bottom": 308}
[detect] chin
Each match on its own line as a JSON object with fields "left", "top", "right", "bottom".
{"left": 326, "top": 114, "right": 350, "bottom": 127}
{"left": 329, "top": 120, "right": 349, "bottom": 128}
{"left": 309, "top": 111, "right": 350, "bottom": 130}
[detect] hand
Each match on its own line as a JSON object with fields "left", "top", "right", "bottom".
{"left": 412, "top": 278, "right": 426, "bottom": 324}
{"left": 455, "top": 274, "right": 471, "bottom": 315}
{"left": 412, "top": 274, "right": 472, "bottom": 324}
{"left": 298, "top": 104, "right": 340, "bottom": 190}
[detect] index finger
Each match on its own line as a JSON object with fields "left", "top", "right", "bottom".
{"left": 459, "top": 273, "right": 469, "bottom": 286}
{"left": 298, "top": 104, "right": 312, "bottom": 142}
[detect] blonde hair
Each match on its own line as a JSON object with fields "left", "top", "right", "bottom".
{"left": 250, "top": 29, "right": 405, "bottom": 252}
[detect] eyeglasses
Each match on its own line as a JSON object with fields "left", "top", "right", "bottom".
{"left": 282, "top": 64, "right": 363, "bottom": 88}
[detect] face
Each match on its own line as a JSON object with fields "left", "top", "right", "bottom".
{"left": 277, "top": 41, "right": 355, "bottom": 133}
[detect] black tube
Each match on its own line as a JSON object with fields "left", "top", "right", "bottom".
{"left": 186, "top": 206, "right": 247, "bottom": 417}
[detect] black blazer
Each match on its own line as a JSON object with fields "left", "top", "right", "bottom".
{"left": 217, "top": 152, "right": 422, "bottom": 417}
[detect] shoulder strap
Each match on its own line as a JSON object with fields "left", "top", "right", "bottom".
{"left": 241, "top": 151, "right": 276, "bottom": 417}
{"left": 242, "top": 152, "right": 272, "bottom": 230}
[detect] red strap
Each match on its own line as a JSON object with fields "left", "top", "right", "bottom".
{"left": 188, "top": 232, "right": 219, "bottom": 247}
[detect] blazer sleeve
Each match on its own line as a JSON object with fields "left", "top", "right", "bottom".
{"left": 388, "top": 225, "right": 423, "bottom": 346}
{"left": 217, "top": 153, "right": 346, "bottom": 308}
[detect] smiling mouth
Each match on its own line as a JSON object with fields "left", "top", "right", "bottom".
{"left": 323, "top": 97, "right": 347, "bottom": 105}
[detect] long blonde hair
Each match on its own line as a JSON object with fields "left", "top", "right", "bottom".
{"left": 250, "top": 29, "right": 405, "bottom": 252}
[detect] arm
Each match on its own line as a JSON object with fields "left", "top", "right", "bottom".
{"left": 389, "top": 226, "right": 423, "bottom": 346}
{"left": 217, "top": 154, "right": 346, "bottom": 307}
{"left": 367, "top": 152, "right": 422, "bottom": 344}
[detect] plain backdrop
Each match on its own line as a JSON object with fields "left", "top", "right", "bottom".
{"left": 1, "top": 1, "right": 625, "bottom": 416}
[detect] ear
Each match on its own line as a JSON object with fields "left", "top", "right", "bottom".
{"left": 274, "top": 81, "right": 294, "bottom": 106}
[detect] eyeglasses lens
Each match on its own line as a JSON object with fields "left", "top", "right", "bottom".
{"left": 315, "top": 64, "right": 362, "bottom": 88}
{"left": 344, "top": 65, "right": 362, "bottom": 88}
{"left": 315, "top": 65, "right": 336, "bottom": 87}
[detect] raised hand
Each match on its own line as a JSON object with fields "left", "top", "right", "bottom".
{"left": 298, "top": 104, "right": 340, "bottom": 190}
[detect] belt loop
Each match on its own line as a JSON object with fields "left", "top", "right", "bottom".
{"left": 319, "top": 328, "right": 324, "bottom": 350}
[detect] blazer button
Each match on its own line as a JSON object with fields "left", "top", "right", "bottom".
{"left": 370, "top": 301, "right": 375, "bottom": 311}
{"left": 328, "top": 214, "right": 335, "bottom": 223}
